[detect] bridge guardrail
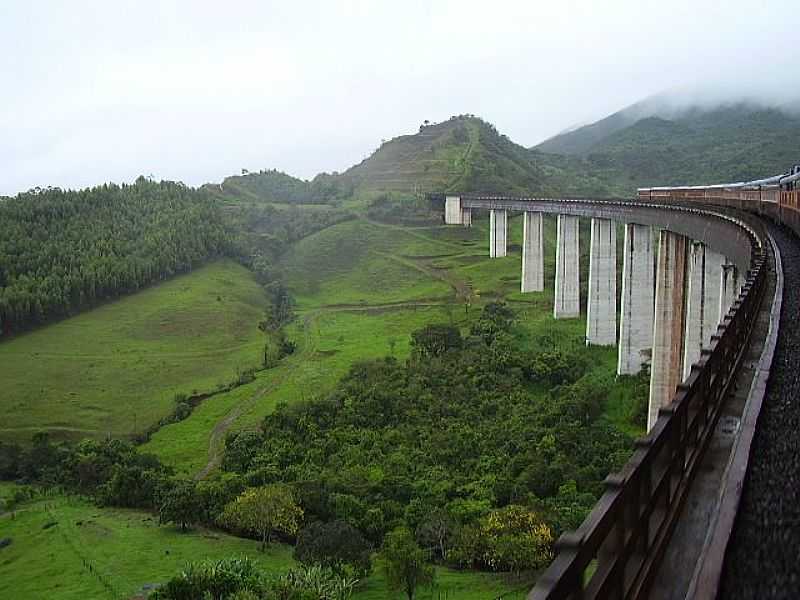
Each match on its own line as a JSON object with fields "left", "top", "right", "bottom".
{"left": 530, "top": 203, "right": 768, "bottom": 600}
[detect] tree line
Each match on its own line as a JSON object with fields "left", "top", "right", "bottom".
{"left": 0, "top": 177, "right": 234, "bottom": 335}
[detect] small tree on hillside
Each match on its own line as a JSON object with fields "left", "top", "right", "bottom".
{"left": 158, "top": 479, "right": 201, "bottom": 532}
{"left": 220, "top": 484, "right": 303, "bottom": 551}
{"left": 381, "top": 528, "right": 435, "bottom": 600}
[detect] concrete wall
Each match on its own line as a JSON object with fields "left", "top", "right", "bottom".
{"left": 648, "top": 230, "right": 688, "bottom": 431}
{"left": 554, "top": 214, "right": 580, "bottom": 319}
{"left": 586, "top": 218, "right": 617, "bottom": 345}
{"left": 521, "top": 212, "right": 544, "bottom": 293}
{"left": 618, "top": 224, "right": 655, "bottom": 375}
{"left": 489, "top": 209, "right": 508, "bottom": 258}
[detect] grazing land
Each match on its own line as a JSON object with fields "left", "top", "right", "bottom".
{"left": 0, "top": 260, "right": 267, "bottom": 444}
{"left": 0, "top": 489, "right": 525, "bottom": 600}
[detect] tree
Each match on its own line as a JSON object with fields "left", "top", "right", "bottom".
{"left": 159, "top": 479, "right": 201, "bottom": 532}
{"left": 381, "top": 528, "right": 435, "bottom": 600}
{"left": 415, "top": 510, "right": 455, "bottom": 561}
{"left": 479, "top": 505, "right": 553, "bottom": 573}
{"left": 410, "top": 324, "right": 462, "bottom": 359}
{"left": 220, "top": 484, "right": 303, "bottom": 551}
{"left": 294, "top": 520, "right": 371, "bottom": 576}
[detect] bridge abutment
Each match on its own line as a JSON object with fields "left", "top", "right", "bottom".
{"left": 489, "top": 209, "right": 507, "bottom": 258}
{"left": 648, "top": 230, "right": 688, "bottom": 431}
{"left": 554, "top": 214, "right": 580, "bottom": 319}
{"left": 521, "top": 211, "right": 544, "bottom": 293}
{"left": 586, "top": 218, "right": 617, "bottom": 345}
{"left": 618, "top": 223, "right": 655, "bottom": 375}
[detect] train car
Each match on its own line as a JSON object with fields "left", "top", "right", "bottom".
{"left": 637, "top": 164, "right": 800, "bottom": 239}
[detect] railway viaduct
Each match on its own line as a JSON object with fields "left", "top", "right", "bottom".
{"left": 440, "top": 166, "right": 800, "bottom": 600}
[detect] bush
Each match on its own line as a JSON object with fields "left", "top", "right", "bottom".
{"left": 151, "top": 557, "right": 266, "bottom": 600}
{"left": 294, "top": 520, "right": 371, "bottom": 576}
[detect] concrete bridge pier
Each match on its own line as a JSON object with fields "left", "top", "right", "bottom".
{"left": 489, "top": 209, "right": 507, "bottom": 258}
{"left": 554, "top": 214, "right": 580, "bottom": 319}
{"left": 719, "top": 261, "right": 738, "bottom": 322}
{"left": 444, "top": 196, "right": 472, "bottom": 226}
{"left": 648, "top": 230, "right": 688, "bottom": 431}
{"left": 618, "top": 224, "right": 655, "bottom": 375}
{"left": 586, "top": 218, "right": 617, "bottom": 345}
{"left": 521, "top": 211, "right": 544, "bottom": 293}
{"left": 682, "top": 243, "right": 724, "bottom": 379}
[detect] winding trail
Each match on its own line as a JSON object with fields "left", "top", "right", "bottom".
{"left": 193, "top": 237, "right": 475, "bottom": 479}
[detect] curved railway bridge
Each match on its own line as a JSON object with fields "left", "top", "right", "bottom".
{"left": 438, "top": 165, "right": 800, "bottom": 600}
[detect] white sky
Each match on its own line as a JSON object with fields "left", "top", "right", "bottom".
{"left": 1, "top": 0, "right": 798, "bottom": 196}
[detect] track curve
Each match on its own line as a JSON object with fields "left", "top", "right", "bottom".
{"left": 720, "top": 222, "right": 800, "bottom": 599}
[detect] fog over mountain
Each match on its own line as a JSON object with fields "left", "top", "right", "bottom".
{"left": 1, "top": 0, "right": 798, "bottom": 196}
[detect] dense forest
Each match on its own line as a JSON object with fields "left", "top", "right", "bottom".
{"left": 206, "top": 169, "right": 352, "bottom": 205}
{"left": 0, "top": 178, "right": 233, "bottom": 335}
{"left": 220, "top": 304, "right": 645, "bottom": 572}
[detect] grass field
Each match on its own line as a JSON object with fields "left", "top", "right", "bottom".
{"left": 0, "top": 260, "right": 267, "bottom": 444}
{"left": 0, "top": 491, "right": 529, "bottom": 600}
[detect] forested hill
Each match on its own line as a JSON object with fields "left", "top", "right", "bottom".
{"left": 534, "top": 102, "right": 800, "bottom": 192}
{"left": 201, "top": 116, "right": 624, "bottom": 203}
{"left": 0, "top": 178, "right": 233, "bottom": 335}
{"left": 336, "top": 115, "right": 617, "bottom": 197}
{"left": 204, "top": 169, "right": 349, "bottom": 205}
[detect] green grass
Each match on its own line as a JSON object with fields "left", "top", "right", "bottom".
{"left": 146, "top": 305, "right": 465, "bottom": 476}
{"left": 0, "top": 260, "right": 267, "bottom": 444}
{"left": 0, "top": 492, "right": 528, "bottom": 600}
{"left": 0, "top": 494, "right": 294, "bottom": 600}
{"left": 280, "top": 219, "right": 456, "bottom": 309}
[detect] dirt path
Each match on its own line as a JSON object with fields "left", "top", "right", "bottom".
{"left": 194, "top": 231, "right": 475, "bottom": 479}
{"left": 194, "top": 310, "right": 322, "bottom": 480}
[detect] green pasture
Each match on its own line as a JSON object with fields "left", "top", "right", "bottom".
{"left": 0, "top": 492, "right": 529, "bottom": 600}
{"left": 0, "top": 260, "right": 267, "bottom": 444}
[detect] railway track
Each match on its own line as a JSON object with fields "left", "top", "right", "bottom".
{"left": 719, "top": 222, "right": 800, "bottom": 599}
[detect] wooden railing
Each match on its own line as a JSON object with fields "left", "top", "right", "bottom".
{"left": 530, "top": 206, "right": 767, "bottom": 600}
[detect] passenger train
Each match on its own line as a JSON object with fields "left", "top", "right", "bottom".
{"left": 637, "top": 164, "right": 800, "bottom": 235}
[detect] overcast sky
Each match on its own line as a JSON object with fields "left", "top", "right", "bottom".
{"left": 1, "top": 0, "right": 798, "bottom": 196}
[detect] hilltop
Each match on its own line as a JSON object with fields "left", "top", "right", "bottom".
{"left": 209, "top": 116, "right": 624, "bottom": 201}
{"left": 535, "top": 99, "right": 800, "bottom": 190}
{"left": 202, "top": 98, "right": 800, "bottom": 204}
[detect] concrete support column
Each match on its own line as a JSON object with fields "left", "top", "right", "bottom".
{"left": 521, "top": 212, "right": 544, "bottom": 293}
{"left": 461, "top": 207, "right": 472, "bottom": 227}
{"left": 618, "top": 224, "right": 655, "bottom": 375}
{"left": 648, "top": 230, "right": 688, "bottom": 431}
{"left": 444, "top": 196, "right": 463, "bottom": 225}
{"left": 586, "top": 218, "right": 617, "bottom": 345}
{"left": 682, "top": 243, "right": 723, "bottom": 379}
{"left": 489, "top": 209, "right": 507, "bottom": 258}
{"left": 719, "top": 261, "right": 738, "bottom": 323}
{"left": 554, "top": 214, "right": 580, "bottom": 319}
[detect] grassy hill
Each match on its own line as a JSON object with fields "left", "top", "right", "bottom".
{"left": 209, "top": 116, "right": 625, "bottom": 203}
{"left": 0, "top": 260, "right": 267, "bottom": 444}
{"left": 534, "top": 101, "right": 800, "bottom": 193}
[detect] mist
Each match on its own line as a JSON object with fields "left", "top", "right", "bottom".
{"left": 1, "top": 0, "right": 798, "bottom": 196}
